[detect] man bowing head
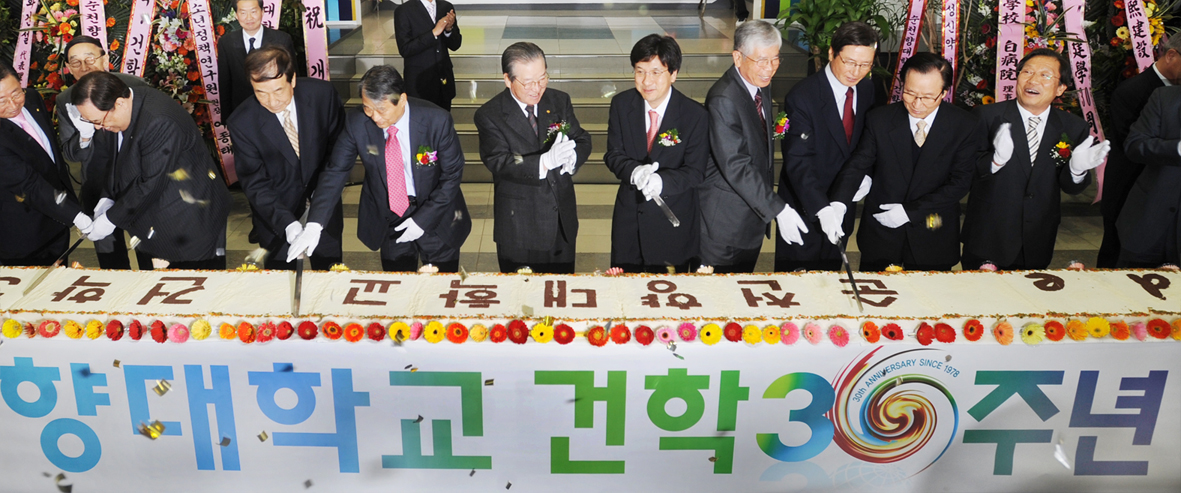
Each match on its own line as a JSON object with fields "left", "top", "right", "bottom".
{"left": 288, "top": 65, "right": 470, "bottom": 272}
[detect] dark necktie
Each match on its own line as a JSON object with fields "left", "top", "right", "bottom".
{"left": 526, "top": 104, "right": 537, "bottom": 135}
{"left": 842, "top": 87, "right": 854, "bottom": 144}
{"left": 754, "top": 92, "right": 766, "bottom": 137}
{"left": 248, "top": 37, "right": 256, "bottom": 53}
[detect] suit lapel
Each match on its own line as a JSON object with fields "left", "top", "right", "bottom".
{"left": 499, "top": 91, "right": 539, "bottom": 150}
{"left": 1037, "top": 109, "right": 1065, "bottom": 171}
{"left": 408, "top": 102, "right": 428, "bottom": 198}
{"left": 852, "top": 77, "right": 873, "bottom": 149}
{"left": 887, "top": 105, "right": 914, "bottom": 187}
{"left": 263, "top": 111, "right": 299, "bottom": 167}
{"left": 628, "top": 91, "right": 651, "bottom": 159}
{"left": 537, "top": 92, "right": 559, "bottom": 148}
{"left": 907, "top": 104, "right": 954, "bottom": 198}
{"left": 820, "top": 82, "right": 851, "bottom": 154}
{"left": 1002, "top": 101, "right": 1033, "bottom": 179}
{"left": 411, "top": 0, "right": 435, "bottom": 24}
{"left": 369, "top": 117, "right": 391, "bottom": 202}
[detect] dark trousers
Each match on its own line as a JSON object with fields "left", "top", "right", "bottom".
{"left": 611, "top": 261, "right": 699, "bottom": 275}
{"left": 379, "top": 211, "right": 461, "bottom": 273}
{"left": 96, "top": 229, "right": 154, "bottom": 270}
{"left": 264, "top": 253, "right": 341, "bottom": 271}
{"left": 168, "top": 257, "right": 226, "bottom": 270}
{"left": 859, "top": 241, "right": 955, "bottom": 272}
{"left": 1097, "top": 212, "right": 1123, "bottom": 268}
{"left": 774, "top": 231, "right": 843, "bottom": 272}
{"left": 496, "top": 223, "right": 576, "bottom": 274}
{"left": 961, "top": 248, "right": 1038, "bottom": 271}
{"left": 1116, "top": 218, "right": 1179, "bottom": 268}
{"left": 711, "top": 246, "right": 761, "bottom": 273}
{"left": 1, "top": 252, "right": 62, "bottom": 267}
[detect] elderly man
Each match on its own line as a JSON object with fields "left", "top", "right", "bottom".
{"left": 1117, "top": 85, "right": 1181, "bottom": 268}
{"left": 821, "top": 53, "right": 979, "bottom": 271}
{"left": 227, "top": 46, "right": 345, "bottom": 270}
{"left": 56, "top": 35, "right": 150, "bottom": 269}
{"left": 961, "top": 48, "right": 1110, "bottom": 270}
{"left": 72, "top": 72, "right": 231, "bottom": 269}
{"left": 699, "top": 20, "right": 807, "bottom": 273}
{"left": 0, "top": 61, "right": 90, "bottom": 266}
{"left": 217, "top": 0, "right": 296, "bottom": 121}
{"left": 288, "top": 66, "right": 471, "bottom": 272}
{"left": 473, "top": 42, "right": 591, "bottom": 273}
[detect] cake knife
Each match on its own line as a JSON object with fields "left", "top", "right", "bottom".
{"left": 22, "top": 236, "right": 84, "bottom": 295}
{"left": 839, "top": 237, "right": 864, "bottom": 313}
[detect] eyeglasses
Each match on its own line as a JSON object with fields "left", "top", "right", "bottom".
{"left": 634, "top": 68, "right": 669, "bottom": 78}
{"left": 739, "top": 53, "right": 781, "bottom": 69}
{"left": 512, "top": 74, "right": 548, "bottom": 90}
{"left": 0, "top": 87, "right": 24, "bottom": 108}
{"left": 80, "top": 108, "right": 114, "bottom": 129}
{"left": 1018, "top": 70, "right": 1059, "bottom": 82}
{"left": 835, "top": 54, "right": 874, "bottom": 71}
{"left": 901, "top": 90, "right": 944, "bottom": 105}
{"left": 67, "top": 54, "right": 103, "bottom": 70}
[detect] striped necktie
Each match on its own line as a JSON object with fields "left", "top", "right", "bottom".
{"left": 1026, "top": 116, "right": 1041, "bottom": 163}
{"left": 281, "top": 109, "right": 300, "bottom": 158}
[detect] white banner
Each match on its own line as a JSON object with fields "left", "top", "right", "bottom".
{"left": 79, "top": 0, "right": 108, "bottom": 49}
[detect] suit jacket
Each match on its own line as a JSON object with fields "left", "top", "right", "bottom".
{"left": 0, "top": 89, "right": 83, "bottom": 260}
{"left": 226, "top": 77, "right": 345, "bottom": 257}
{"left": 394, "top": 0, "right": 462, "bottom": 107}
{"left": 57, "top": 72, "right": 149, "bottom": 166}
{"left": 699, "top": 66, "right": 785, "bottom": 256}
{"left": 310, "top": 97, "right": 471, "bottom": 251}
{"left": 1102, "top": 66, "right": 1166, "bottom": 219}
{"left": 216, "top": 27, "right": 296, "bottom": 121}
{"left": 603, "top": 87, "right": 707, "bottom": 265}
{"left": 473, "top": 88, "right": 591, "bottom": 252}
{"left": 88, "top": 87, "right": 231, "bottom": 262}
{"left": 830, "top": 102, "right": 979, "bottom": 267}
{"left": 961, "top": 100, "right": 1091, "bottom": 268}
{"left": 1118, "top": 85, "right": 1181, "bottom": 258}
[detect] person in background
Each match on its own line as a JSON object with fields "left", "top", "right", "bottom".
{"left": 395, "top": 0, "right": 461, "bottom": 111}
{"left": 217, "top": 0, "right": 295, "bottom": 122}
{"left": 1117, "top": 84, "right": 1181, "bottom": 268}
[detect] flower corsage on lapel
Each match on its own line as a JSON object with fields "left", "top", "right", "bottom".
{"left": 1051, "top": 132, "right": 1072, "bottom": 167}
{"left": 415, "top": 145, "right": 438, "bottom": 166}
{"left": 544, "top": 120, "right": 571, "bottom": 144}
{"left": 772, "top": 111, "right": 790, "bottom": 140}
{"left": 657, "top": 128, "right": 681, "bottom": 147}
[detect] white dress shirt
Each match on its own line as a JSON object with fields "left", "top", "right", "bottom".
{"left": 422, "top": 0, "right": 452, "bottom": 37}
{"left": 8, "top": 106, "right": 55, "bottom": 162}
{"left": 275, "top": 98, "right": 298, "bottom": 134}
{"left": 243, "top": 28, "right": 262, "bottom": 53}
{"left": 824, "top": 63, "right": 857, "bottom": 120}
{"left": 907, "top": 106, "right": 939, "bottom": 143}
{"left": 992, "top": 103, "right": 1084, "bottom": 183}
{"left": 643, "top": 89, "right": 672, "bottom": 133}
{"left": 1152, "top": 63, "right": 1173, "bottom": 87}
{"left": 381, "top": 104, "right": 417, "bottom": 197}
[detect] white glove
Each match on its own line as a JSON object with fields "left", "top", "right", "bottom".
{"left": 286, "top": 222, "right": 322, "bottom": 262}
{"left": 852, "top": 176, "right": 872, "bottom": 202}
{"left": 560, "top": 148, "right": 578, "bottom": 175}
{"left": 631, "top": 162, "right": 658, "bottom": 188}
{"left": 776, "top": 204, "right": 810, "bottom": 246}
{"left": 539, "top": 134, "right": 576, "bottom": 178}
{"left": 285, "top": 221, "right": 303, "bottom": 245}
{"left": 394, "top": 218, "right": 424, "bottom": 243}
{"left": 992, "top": 123, "right": 1014, "bottom": 166}
{"left": 1068, "top": 135, "right": 1111, "bottom": 175}
{"left": 73, "top": 213, "right": 94, "bottom": 235}
{"left": 872, "top": 203, "right": 909, "bottom": 229}
{"left": 87, "top": 213, "right": 116, "bottom": 241}
{"left": 93, "top": 197, "right": 115, "bottom": 216}
{"left": 66, "top": 103, "right": 95, "bottom": 141}
{"left": 641, "top": 172, "right": 663, "bottom": 201}
{"left": 815, "top": 202, "right": 847, "bottom": 245}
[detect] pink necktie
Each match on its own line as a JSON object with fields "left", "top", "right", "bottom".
{"left": 646, "top": 110, "right": 659, "bottom": 152}
{"left": 11, "top": 111, "right": 50, "bottom": 157}
{"left": 385, "top": 128, "right": 410, "bottom": 216}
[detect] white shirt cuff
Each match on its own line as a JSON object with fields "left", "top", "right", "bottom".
{"left": 538, "top": 163, "right": 548, "bottom": 179}
{"left": 990, "top": 162, "right": 1003, "bottom": 174}
{"left": 79, "top": 138, "right": 91, "bottom": 149}
{"left": 1070, "top": 170, "right": 1087, "bottom": 184}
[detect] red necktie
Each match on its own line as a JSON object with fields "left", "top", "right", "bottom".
{"left": 385, "top": 128, "right": 409, "bottom": 216}
{"left": 646, "top": 110, "right": 659, "bottom": 152}
{"left": 842, "top": 87, "right": 854, "bottom": 144}
{"left": 754, "top": 92, "right": 767, "bottom": 137}
{"left": 11, "top": 111, "right": 50, "bottom": 157}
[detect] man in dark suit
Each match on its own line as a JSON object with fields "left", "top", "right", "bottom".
{"left": 0, "top": 62, "right": 91, "bottom": 266}
{"left": 961, "top": 49, "right": 1110, "bottom": 270}
{"left": 288, "top": 65, "right": 471, "bottom": 272}
{"left": 821, "top": 53, "right": 979, "bottom": 271}
{"left": 56, "top": 35, "right": 152, "bottom": 270}
{"left": 227, "top": 46, "right": 345, "bottom": 270}
{"left": 72, "top": 72, "right": 232, "bottom": 269}
{"left": 1117, "top": 85, "right": 1181, "bottom": 268}
{"left": 699, "top": 20, "right": 809, "bottom": 273}
{"left": 217, "top": 0, "right": 296, "bottom": 122}
{"left": 1097, "top": 37, "right": 1181, "bottom": 267}
{"left": 394, "top": 0, "right": 461, "bottom": 111}
{"left": 604, "top": 35, "right": 707, "bottom": 273}
{"left": 776, "top": 21, "right": 877, "bottom": 272}
{"left": 473, "top": 42, "right": 591, "bottom": 274}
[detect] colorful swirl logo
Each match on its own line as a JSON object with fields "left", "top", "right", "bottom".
{"left": 828, "top": 347, "right": 959, "bottom": 474}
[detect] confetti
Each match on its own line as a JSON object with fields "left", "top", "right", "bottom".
{"left": 70, "top": 261, "right": 83, "bottom": 269}
{"left": 404, "top": 364, "right": 414, "bottom": 370}
{"left": 128, "top": 236, "right": 141, "bottom": 250}
{"left": 43, "top": 472, "right": 52, "bottom": 477}
{"left": 220, "top": 437, "right": 232, "bottom": 447}
{"left": 708, "top": 456, "right": 718, "bottom": 462}
{"left": 208, "top": 170, "right": 217, "bottom": 179}
{"left": 459, "top": 266, "right": 469, "bottom": 281}
{"left": 112, "top": 359, "right": 121, "bottom": 368}
{"left": 258, "top": 431, "right": 269, "bottom": 442}
{"left": 179, "top": 189, "right": 210, "bottom": 206}
{"left": 147, "top": 227, "right": 156, "bottom": 239}
{"left": 469, "top": 469, "right": 476, "bottom": 477}
{"left": 484, "top": 379, "right": 494, "bottom": 386}
{"left": 278, "top": 363, "right": 294, "bottom": 372}
{"left": 167, "top": 168, "right": 191, "bottom": 181}
{"left": 666, "top": 341, "right": 677, "bottom": 352}
{"left": 566, "top": 397, "right": 582, "bottom": 404}
{"left": 542, "top": 315, "right": 554, "bottom": 327}
{"left": 78, "top": 367, "right": 91, "bottom": 377}
{"left": 413, "top": 415, "right": 424, "bottom": 424}
{"left": 55, "top": 191, "right": 67, "bottom": 204}
{"left": 945, "top": 355, "right": 952, "bottom": 362}
{"left": 521, "top": 305, "right": 534, "bottom": 317}
{"left": 0, "top": 340, "right": 4, "bottom": 348}
{"left": 673, "top": 353, "right": 685, "bottom": 360}
{"left": 304, "top": 479, "right": 314, "bottom": 488}
{"left": 410, "top": 367, "right": 418, "bottom": 373}
{"left": 666, "top": 265, "right": 676, "bottom": 274}
{"left": 1054, "top": 438, "right": 1072, "bottom": 470}
{"left": 152, "top": 379, "right": 172, "bottom": 396}
{"left": 516, "top": 267, "right": 533, "bottom": 274}
{"left": 54, "top": 472, "right": 72, "bottom": 493}
{"left": 506, "top": 481, "right": 512, "bottom": 489}
{"left": 139, "top": 420, "right": 166, "bottom": 439}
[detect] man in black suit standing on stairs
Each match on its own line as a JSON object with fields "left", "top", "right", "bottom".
{"left": 1117, "top": 84, "right": 1181, "bottom": 268}
{"left": 395, "top": 0, "right": 461, "bottom": 111}
{"left": 217, "top": 0, "right": 296, "bottom": 122}
{"left": 604, "top": 34, "right": 707, "bottom": 273}
{"left": 227, "top": 46, "right": 345, "bottom": 270}
{"left": 474, "top": 42, "right": 592, "bottom": 273}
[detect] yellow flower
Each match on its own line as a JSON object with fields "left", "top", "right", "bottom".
{"left": 742, "top": 324, "right": 761, "bottom": 345}
{"left": 191, "top": 320, "right": 212, "bottom": 340}
{"left": 2, "top": 319, "right": 22, "bottom": 338}
{"left": 1146, "top": 2, "right": 1156, "bottom": 15}
{"left": 470, "top": 324, "right": 488, "bottom": 342}
{"left": 86, "top": 320, "right": 104, "bottom": 340}
{"left": 64, "top": 320, "right": 84, "bottom": 339}
{"left": 531, "top": 323, "right": 553, "bottom": 343}
{"left": 424, "top": 321, "right": 445, "bottom": 343}
{"left": 1021, "top": 323, "right": 1045, "bottom": 345}
{"left": 1171, "top": 318, "right": 1181, "bottom": 341}
{"left": 389, "top": 322, "right": 410, "bottom": 342}
{"left": 1116, "top": 27, "right": 1130, "bottom": 40}
{"left": 219, "top": 322, "right": 237, "bottom": 339}
{"left": 981, "top": 96, "right": 995, "bottom": 105}
{"left": 700, "top": 323, "right": 722, "bottom": 345}
{"left": 1066, "top": 319, "right": 1088, "bottom": 341}
{"left": 762, "top": 325, "right": 781, "bottom": 345}
{"left": 1086, "top": 317, "right": 1110, "bottom": 338}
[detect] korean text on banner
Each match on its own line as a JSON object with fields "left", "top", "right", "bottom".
{"left": 13, "top": 0, "right": 39, "bottom": 87}
{"left": 995, "top": 0, "right": 1025, "bottom": 101}
{"left": 187, "top": 0, "right": 238, "bottom": 183}
{"left": 1124, "top": 0, "right": 1155, "bottom": 72}
{"left": 261, "top": 0, "right": 281, "bottom": 29}
{"left": 941, "top": 0, "right": 959, "bottom": 103}
{"left": 121, "top": 0, "right": 157, "bottom": 76}
{"left": 1064, "top": 0, "right": 1108, "bottom": 203}
{"left": 79, "top": 0, "right": 108, "bottom": 49}
{"left": 889, "top": 0, "right": 927, "bottom": 102}
{"left": 303, "top": 0, "right": 330, "bottom": 80}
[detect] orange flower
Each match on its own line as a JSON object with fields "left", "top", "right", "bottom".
{"left": 66, "top": 0, "right": 78, "bottom": 5}
{"left": 1066, "top": 320, "right": 1088, "bottom": 341}
{"left": 178, "top": 47, "right": 189, "bottom": 56}
{"left": 343, "top": 323, "right": 364, "bottom": 342}
{"left": 109, "top": 39, "right": 119, "bottom": 51}
{"left": 446, "top": 323, "right": 469, "bottom": 343}
{"left": 47, "top": 53, "right": 58, "bottom": 61}
{"left": 1110, "top": 321, "right": 1130, "bottom": 341}
{"left": 238, "top": 322, "right": 255, "bottom": 343}
{"left": 217, "top": 25, "right": 225, "bottom": 36}
{"left": 107, "top": 17, "right": 116, "bottom": 28}
{"left": 187, "top": 71, "right": 199, "bottom": 81}
{"left": 861, "top": 322, "right": 880, "bottom": 343}
{"left": 218, "top": 322, "right": 236, "bottom": 339}
{"left": 58, "top": 23, "right": 73, "bottom": 35}
{"left": 993, "top": 321, "right": 1013, "bottom": 345}
{"left": 1044, "top": 321, "right": 1065, "bottom": 341}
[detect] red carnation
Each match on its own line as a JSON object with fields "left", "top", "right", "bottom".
{"left": 916, "top": 323, "right": 935, "bottom": 346}
{"left": 489, "top": 324, "right": 508, "bottom": 343}
{"left": 1112, "top": 13, "right": 1125, "bottom": 26}
{"left": 553, "top": 324, "right": 575, "bottom": 344}
{"left": 976, "top": 80, "right": 988, "bottom": 90}
{"left": 238, "top": 322, "right": 256, "bottom": 344}
{"left": 507, "top": 320, "right": 529, "bottom": 344}
{"left": 367, "top": 323, "right": 386, "bottom": 341}
{"left": 610, "top": 325, "right": 631, "bottom": 344}
{"left": 322, "top": 321, "right": 343, "bottom": 340}
{"left": 586, "top": 326, "right": 608, "bottom": 347}
{"left": 446, "top": 323, "right": 469, "bottom": 344}
{"left": 38, "top": 320, "right": 61, "bottom": 338}
{"left": 297, "top": 321, "right": 318, "bottom": 340}
{"left": 276, "top": 321, "right": 295, "bottom": 340}
{"left": 343, "top": 323, "right": 365, "bottom": 343}
{"left": 151, "top": 321, "right": 168, "bottom": 343}
{"left": 256, "top": 322, "right": 276, "bottom": 343}
{"left": 1147, "top": 319, "right": 1171, "bottom": 339}
{"left": 723, "top": 322, "right": 743, "bottom": 342}
{"left": 934, "top": 323, "right": 956, "bottom": 343}
{"left": 106, "top": 320, "right": 124, "bottom": 341}
{"left": 882, "top": 323, "right": 903, "bottom": 341}
{"left": 1057, "top": 147, "right": 1071, "bottom": 158}
{"left": 963, "top": 319, "right": 984, "bottom": 341}
{"left": 634, "top": 325, "right": 654, "bottom": 345}
{"left": 128, "top": 320, "right": 145, "bottom": 340}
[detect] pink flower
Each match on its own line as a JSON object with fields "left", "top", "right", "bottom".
{"left": 605, "top": 267, "right": 624, "bottom": 276}
{"left": 979, "top": 263, "right": 998, "bottom": 271}
{"left": 655, "top": 326, "right": 675, "bottom": 344}
{"left": 1045, "top": 3, "right": 1056, "bottom": 11}
{"left": 803, "top": 323, "right": 822, "bottom": 344}
{"left": 1132, "top": 321, "right": 1148, "bottom": 341}
{"left": 780, "top": 322, "right": 799, "bottom": 345}
{"left": 410, "top": 322, "right": 423, "bottom": 340}
{"left": 828, "top": 325, "right": 850, "bottom": 347}
{"left": 167, "top": 324, "right": 189, "bottom": 343}
{"left": 677, "top": 323, "right": 697, "bottom": 342}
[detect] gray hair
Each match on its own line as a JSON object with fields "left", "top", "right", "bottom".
{"left": 359, "top": 65, "right": 405, "bottom": 103}
{"left": 1162, "top": 34, "right": 1181, "bottom": 56}
{"left": 501, "top": 42, "right": 547, "bottom": 79}
{"left": 734, "top": 19, "right": 782, "bottom": 54}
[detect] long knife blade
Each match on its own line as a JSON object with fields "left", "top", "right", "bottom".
{"left": 839, "top": 237, "right": 864, "bottom": 313}
{"left": 22, "top": 237, "right": 85, "bottom": 295}
{"left": 292, "top": 254, "right": 304, "bottom": 317}
{"left": 650, "top": 195, "right": 681, "bottom": 227}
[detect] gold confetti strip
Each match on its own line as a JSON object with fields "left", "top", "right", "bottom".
{"left": 207, "top": 170, "right": 217, "bottom": 179}
{"left": 666, "top": 265, "right": 676, "bottom": 274}
{"left": 167, "top": 168, "right": 191, "bottom": 181}
{"left": 258, "top": 431, "right": 269, "bottom": 442}
{"left": 484, "top": 379, "right": 494, "bottom": 386}
{"left": 219, "top": 437, "right": 232, "bottom": 447}
{"left": 54, "top": 472, "right": 72, "bottom": 493}
{"left": 179, "top": 190, "right": 210, "bottom": 206}
{"left": 152, "top": 379, "right": 171, "bottom": 396}
{"left": 413, "top": 415, "right": 424, "bottom": 424}
{"left": 410, "top": 368, "right": 418, "bottom": 373}
{"left": 139, "top": 421, "right": 166, "bottom": 440}
{"left": 708, "top": 456, "right": 718, "bottom": 463}
{"left": 70, "top": 261, "right": 83, "bottom": 269}
{"left": 459, "top": 266, "right": 469, "bottom": 281}
{"left": 516, "top": 267, "right": 533, "bottom": 274}
{"left": 521, "top": 305, "right": 534, "bottom": 317}
{"left": 945, "top": 355, "right": 952, "bottom": 362}
{"left": 542, "top": 316, "right": 554, "bottom": 327}
{"left": 112, "top": 360, "right": 121, "bottom": 368}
